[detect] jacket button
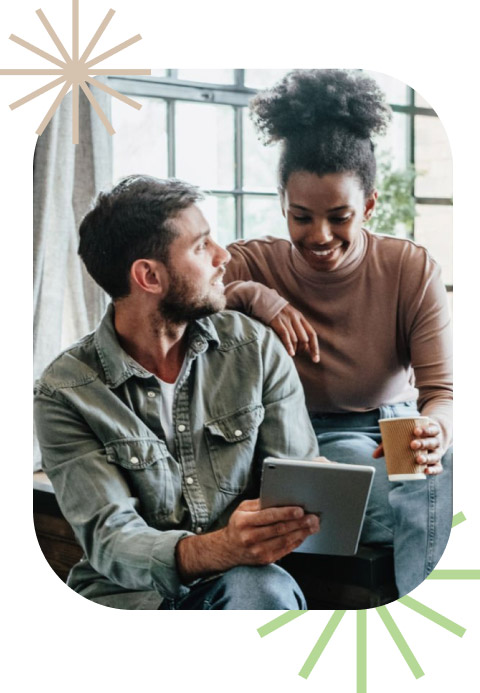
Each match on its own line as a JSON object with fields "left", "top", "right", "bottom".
{"left": 130, "top": 456, "right": 139, "bottom": 464}
{"left": 234, "top": 429, "right": 242, "bottom": 437}
{"left": 147, "top": 391, "right": 156, "bottom": 398}
{"left": 186, "top": 477, "right": 194, "bottom": 485}
{"left": 178, "top": 424, "right": 186, "bottom": 432}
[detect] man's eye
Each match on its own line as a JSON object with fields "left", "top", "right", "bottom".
{"left": 292, "top": 215, "right": 311, "bottom": 223}
{"left": 330, "top": 215, "right": 351, "bottom": 224}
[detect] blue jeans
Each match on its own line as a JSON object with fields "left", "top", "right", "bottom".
{"left": 310, "top": 402, "right": 452, "bottom": 597}
{"left": 159, "top": 564, "right": 307, "bottom": 610}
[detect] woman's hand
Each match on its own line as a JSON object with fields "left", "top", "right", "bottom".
{"left": 269, "top": 305, "right": 320, "bottom": 363}
{"left": 372, "top": 420, "right": 444, "bottom": 475}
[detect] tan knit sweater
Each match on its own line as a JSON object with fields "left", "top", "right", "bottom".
{"left": 224, "top": 229, "right": 453, "bottom": 449}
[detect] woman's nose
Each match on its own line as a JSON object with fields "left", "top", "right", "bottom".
{"left": 311, "top": 221, "right": 334, "bottom": 244}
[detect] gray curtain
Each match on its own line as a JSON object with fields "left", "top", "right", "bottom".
{"left": 33, "top": 82, "right": 113, "bottom": 469}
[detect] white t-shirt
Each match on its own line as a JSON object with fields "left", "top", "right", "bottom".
{"left": 156, "top": 358, "right": 188, "bottom": 454}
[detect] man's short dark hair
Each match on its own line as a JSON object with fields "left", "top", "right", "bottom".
{"left": 78, "top": 175, "right": 204, "bottom": 299}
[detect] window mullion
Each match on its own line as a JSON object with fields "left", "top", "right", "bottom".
{"left": 167, "top": 100, "right": 175, "bottom": 177}
{"left": 409, "top": 86, "right": 416, "bottom": 241}
{"left": 234, "top": 106, "right": 244, "bottom": 240}
{"left": 235, "top": 69, "right": 245, "bottom": 87}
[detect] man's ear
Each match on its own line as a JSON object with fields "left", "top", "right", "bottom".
{"left": 130, "top": 259, "right": 168, "bottom": 296}
{"left": 363, "top": 190, "right": 378, "bottom": 222}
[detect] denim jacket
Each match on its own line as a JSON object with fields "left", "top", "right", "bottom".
{"left": 34, "top": 305, "right": 318, "bottom": 605}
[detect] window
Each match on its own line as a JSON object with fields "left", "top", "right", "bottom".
{"left": 109, "top": 69, "right": 452, "bottom": 308}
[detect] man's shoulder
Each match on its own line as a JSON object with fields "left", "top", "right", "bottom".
{"left": 35, "top": 332, "right": 101, "bottom": 395}
{"left": 204, "top": 310, "right": 271, "bottom": 350}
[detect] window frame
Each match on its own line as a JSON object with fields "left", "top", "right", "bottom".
{"left": 108, "top": 70, "right": 452, "bottom": 293}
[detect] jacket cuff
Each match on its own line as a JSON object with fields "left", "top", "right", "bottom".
{"left": 150, "top": 530, "right": 196, "bottom": 600}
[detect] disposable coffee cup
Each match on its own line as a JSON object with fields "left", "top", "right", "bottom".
{"left": 378, "top": 416, "right": 430, "bottom": 481}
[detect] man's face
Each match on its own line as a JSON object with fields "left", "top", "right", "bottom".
{"left": 160, "top": 205, "right": 231, "bottom": 324}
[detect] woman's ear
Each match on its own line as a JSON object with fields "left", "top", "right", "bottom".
{"left": 130, "top": 259, "right": 168, "bottom": 296}
{"left": 363, "top": 190, "right": 378, "bottom": 221}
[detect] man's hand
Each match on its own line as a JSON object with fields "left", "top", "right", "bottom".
{"left": 372, "top": 419, "right": 444, "bottom": 476}
{"left": 222, "top": 499, "right": 320, "bottom": 565}
{"left": 269, "top": 305, "right": 320, "bottom": 363}
{"left": 176, "top": 499, "right": 320, "bottom": 583}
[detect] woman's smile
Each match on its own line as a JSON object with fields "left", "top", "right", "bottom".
{"left": 302, "top": 242, "right": 345, "bottom": 267}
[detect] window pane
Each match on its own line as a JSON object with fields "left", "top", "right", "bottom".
{"left": 245, "top": 69, "right": 291, "bottom": 90}
{"left": 366, "top": 70, "right": 410, "bottom": 105}
{"left": 374, "top": 111, "right": 409, "bottom": 170}
{"left": 175, "top": 103, "right": 234, "bottom": 190}
{"left": 150, "top": 69, "right": 168, "bottom": 77}
{"left": 446, "top": 291, "right": 453, "bottom": 322}
{"left": 177, "top": 69, "right": 234, "bottom": 84}
{"left": 414, "top": 204, "right": 453, "bottom": 284}
{"left": 199, "top": 195, "right": 236, "bottom": 248}
{"left": 415, "top": 116, "right": 452, "bottom": 198}
{"left": 415, "top": 91, "right": 431, "bottom": 108}
{"left": 243, "top": 195, "right": 286, "bottom": 240}
{"left": 112, "top": 97, "right": 167, "bottom": 181}
{"left": 243, "top": 108, "right": 280, "bottom": 191}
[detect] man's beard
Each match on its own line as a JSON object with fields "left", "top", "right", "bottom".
{"left": 160, "top": 266, "right": 226, "bottom": 325}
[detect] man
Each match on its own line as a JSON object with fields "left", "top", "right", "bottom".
{"left": 34, "top": 175, "right": 320, "bottom": 610}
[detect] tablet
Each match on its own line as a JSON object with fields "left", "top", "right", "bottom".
{"left": 260, "top": 458, "right": 376, "bottom": 556}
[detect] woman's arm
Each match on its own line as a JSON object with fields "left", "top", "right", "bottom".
{"left": 376, "top": 249, "right": 453, "bottom": 474}
{"left": 224, "top": 246, "right": 288, "bottom": 322}
{"left": 407, "top": 255, "right": 453, "bottom": 452}
{"left": 225, "top": 243, "right": 320, "bottom": 362}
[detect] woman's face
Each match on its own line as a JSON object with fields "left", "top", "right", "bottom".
{"left": 281, "top": 171, "right": 377, "bottom": 271}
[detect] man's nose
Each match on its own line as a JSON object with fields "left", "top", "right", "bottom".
{"left": 213, "top": 242, "right": 231, "bottom": 267}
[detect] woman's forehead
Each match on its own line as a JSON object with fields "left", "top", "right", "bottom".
{"left": 285, "top": 171, "right": 364, "bottom": 209}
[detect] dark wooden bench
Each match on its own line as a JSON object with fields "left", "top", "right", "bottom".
{"left": 33, "top": 473, "right": 83, "bottom": 582}
{"left": 33, "top": 472, "right": 397, "bottom": 607}
{"left": 278, "top": 546, "right": 397, "bottom": 609}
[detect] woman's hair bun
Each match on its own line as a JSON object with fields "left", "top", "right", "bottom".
{"left": 250, "top": 69, "right": 391, "bottom": 143}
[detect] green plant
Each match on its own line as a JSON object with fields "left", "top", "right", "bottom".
{"left": 366, "top": 150, "right": 417, "bottom": 237}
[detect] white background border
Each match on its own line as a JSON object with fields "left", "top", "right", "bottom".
{"left": 1, "top": 1, "right": 477, "bottom": 691}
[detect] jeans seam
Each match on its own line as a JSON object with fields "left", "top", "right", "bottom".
{"left": 425, "top": 475, "right": 437, "bottom": 576}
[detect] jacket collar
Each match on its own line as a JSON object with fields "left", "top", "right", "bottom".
{"left": 94, "top": 303, "right": 220, "bottom": 389}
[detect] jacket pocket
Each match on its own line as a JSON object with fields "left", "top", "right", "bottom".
{"left": 105, "top": 438, "right": 176, "bottom": 520}
{"left": 204, "top": 404, "right": 264, "bottom": 494}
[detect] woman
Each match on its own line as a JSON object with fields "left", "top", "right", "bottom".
{"left": 224, "top": 69, "right": 452, "bottom": 597}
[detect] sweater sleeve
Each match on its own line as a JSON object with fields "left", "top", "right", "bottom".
{"left": 224, "top": 243, "right": 289, "bottom": 324}
{"left": 405, "top": 252, "right": 453, "bottom": 450}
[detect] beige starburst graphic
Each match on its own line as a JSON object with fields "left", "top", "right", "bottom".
{"left": 0, "top": 0, "right": 151, "bottom": 143}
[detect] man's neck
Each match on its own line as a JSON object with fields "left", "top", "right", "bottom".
{"left": 113, "top": 299, "right": 189, "bottom": 383}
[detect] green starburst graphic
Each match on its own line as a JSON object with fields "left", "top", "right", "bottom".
{"left": 257, "top": 512, "right": 479, "bottom": 689}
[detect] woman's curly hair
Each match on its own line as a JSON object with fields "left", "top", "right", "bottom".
{"left": 249, "top": 69, "right": 392, "bottom": 194}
